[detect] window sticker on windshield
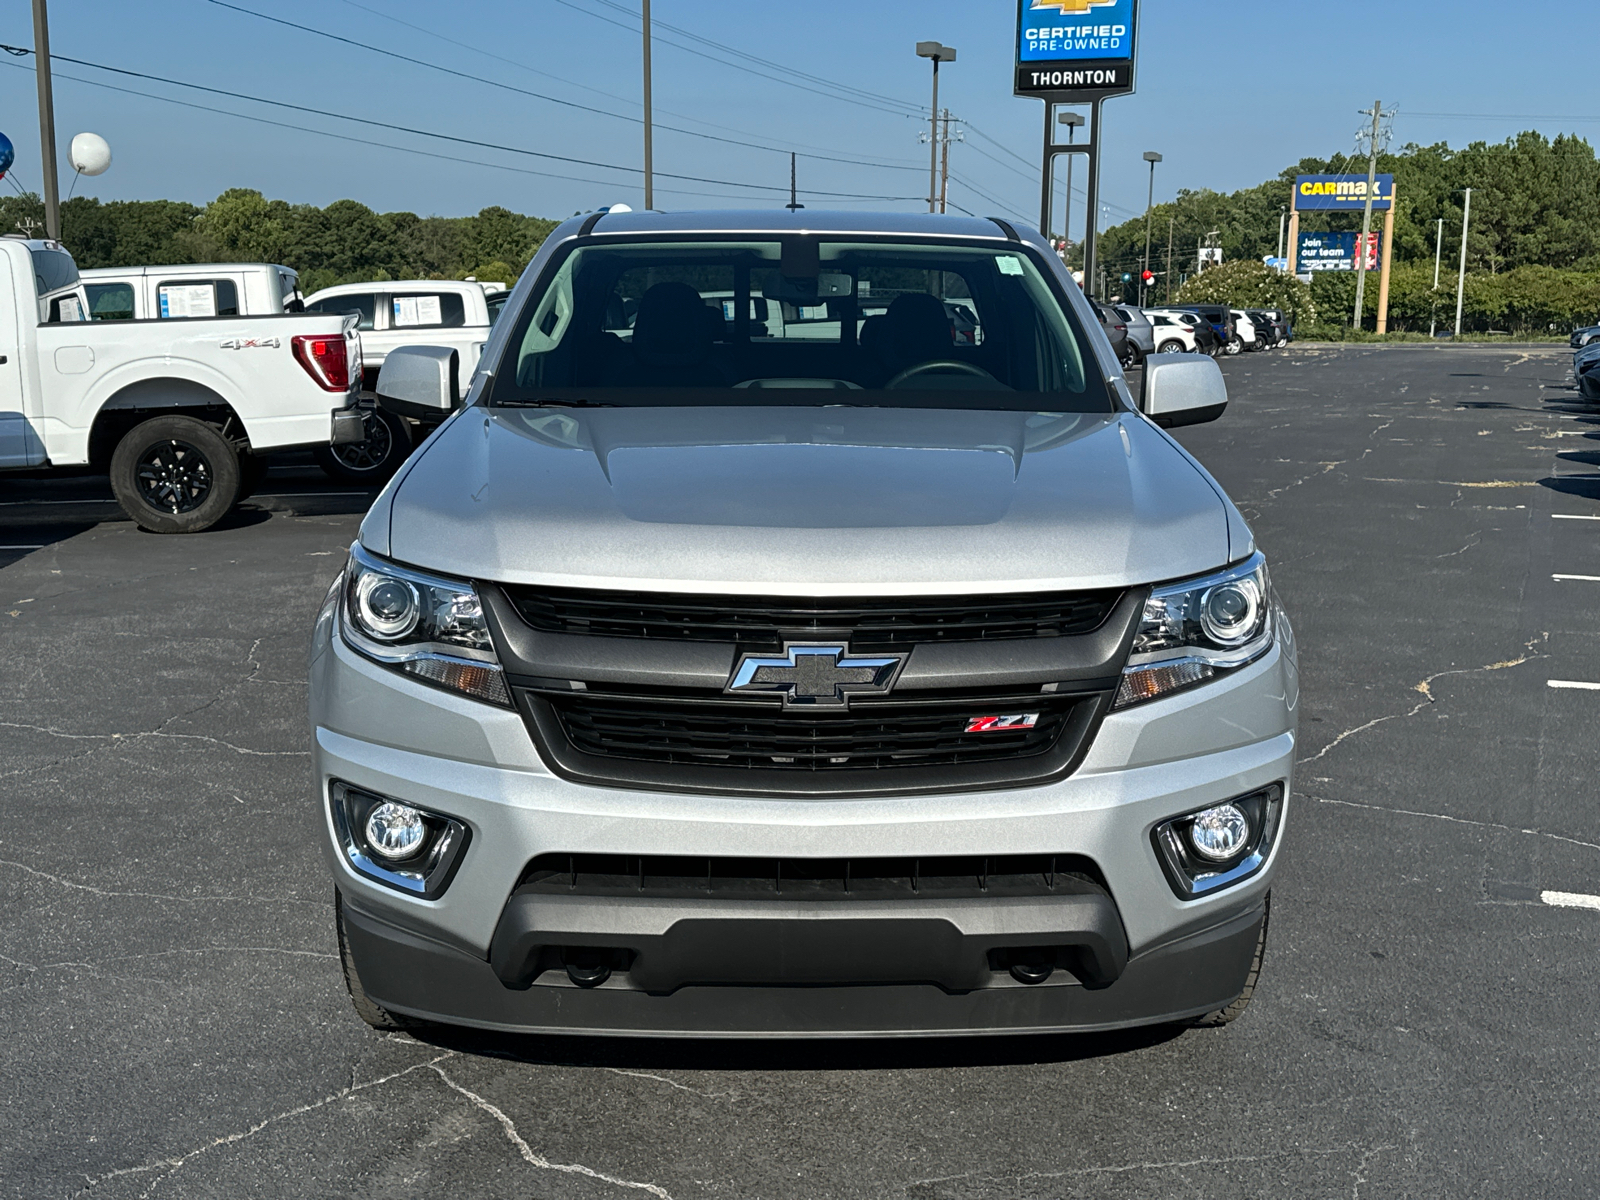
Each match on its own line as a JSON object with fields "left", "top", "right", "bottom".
{"left": 394, "top": 295, "right": 443, "bottom": 326}
{"left": 159, "top": 284, "right": 217, "bottom": 318}
{"left": 997, "top": 256, "right": 1025, "bottom": 277}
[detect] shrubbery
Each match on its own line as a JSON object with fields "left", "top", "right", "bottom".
{"left": 1174, "top": 260, "right": 1316, "bottom": 326}
{"left": 1309, "top": 264, "right": 1600, "bottom": 334}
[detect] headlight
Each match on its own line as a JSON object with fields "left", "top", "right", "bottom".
{"left": 339, "top": 542, "right": 511, "bottom": 706}
{"left": 1115, "top": 552, "right": 1273, "bottom": 708}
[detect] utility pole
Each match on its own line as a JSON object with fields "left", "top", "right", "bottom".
{"left": 641, "top": 0, "right": 653, "bottom": 210}
{"left": 785, "top": 152, "right": 803, "bottom": 212}
{"left": 1430, "top": 216, "right": 1443, "bottom": 337}
{"left": 1352, "top": 99, "right": 1388, "bottom": 330}
{"left": 1058, "top": 111, "right": 1083, "bottom": 250}
{"left": 1141, "top": 151, "right": 1161, "bottom": 307}
{"left": 31, "top": 0, "right": 60, "bottom": 240}
{"left": 916, "top": 43, "right": 956, "bottom": 214}
{"left": 1277, "top": 206, "right": 1287, "bottom": 263}
{"left": 1166, "top": 214, "right": 1175, "bottom": 303}
{"left": 938, "top": 109, "right": 951, "bottom": 214}
{"left": 1454, "top": 188, "right": 1472, "bottom": 337}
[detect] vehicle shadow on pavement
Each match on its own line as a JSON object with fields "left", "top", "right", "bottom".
{"left": 0, "top": 521, "right": 98, "bottom": 568}
{"left": 405, "top": 1020, "right": 1189, "bottom": 1072}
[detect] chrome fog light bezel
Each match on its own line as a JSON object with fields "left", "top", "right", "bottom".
{"left": 329, "top": 780, "right": 470, "bottom": 899}
{"left": 1152, "top": 784, "right": 1283, "bottom": 900}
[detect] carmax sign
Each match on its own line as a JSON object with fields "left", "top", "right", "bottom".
{"left": 1294, "top": 174, "right": 1394, "bottom": 211}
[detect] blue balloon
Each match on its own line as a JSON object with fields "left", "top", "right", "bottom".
{"left": 0, "top": 131, "right": 12, "bottom": 179}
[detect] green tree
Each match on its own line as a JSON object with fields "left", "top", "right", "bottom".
{"left": 1175, "top": 260, "right": 1315, "bottom": 326}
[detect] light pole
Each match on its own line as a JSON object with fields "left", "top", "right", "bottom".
{"left": 641, "top": 0, "right": 652, "bottom": 210}
{"left": 1277, "top": 205, "right": 1287, "bottom": 263}
{"left": 916, "top": 42, "right": 956, "bottom": 214}
{"left": 1141, "top": 151, "right": 1162, "bottom": 306}
{"left": 1430, "top": 216, "right": 1443, "bottom": 337}
{"left": 1058, "top": 111, "right": 1083, "bottom": 250}
{"left": 31, "top": 0, "right": 60, "bottom": 240}
{"left": 1454, "top": 188, "right": 1472, "bottom": 338}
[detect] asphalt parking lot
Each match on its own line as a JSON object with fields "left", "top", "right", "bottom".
{"left": 4, "top": 343, "right": 1598, "bottom": 1199}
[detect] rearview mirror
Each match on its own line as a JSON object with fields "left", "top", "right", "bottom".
{"left": 761, "top": 271, "right": 853, "bottom": 303}
{"left": 376, "top": 345, "right": 460, "bottom": 420}
{"left": 1140, "top": 353, "right": 1227, "bottom": 429}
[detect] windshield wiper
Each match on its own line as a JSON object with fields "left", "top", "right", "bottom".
{"left": 492, "top": 397, "right": 616, "bottom": 408}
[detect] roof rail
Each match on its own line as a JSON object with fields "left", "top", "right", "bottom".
{"left": 989, "top": 218, "right": 1021, "bottom": 241}
{"left": 577, "top": 210, "right": 607, "bottom": 237}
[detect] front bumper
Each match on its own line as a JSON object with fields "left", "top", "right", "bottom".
{"left": 310, "top": 594, "right": 1297, "bottom": 1035}
{"left": 341, "top": 894, "right": 1264, "bottom": 1037}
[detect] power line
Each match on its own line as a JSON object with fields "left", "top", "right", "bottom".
{"left": 0, "top": 43, "right": 921, "bottom": 201}
{"left": 208, "top": 0, "right": 924, "bottom": 174}
{"left": 580, "top": 0, "right": 925, "bottom": 117}
{"left": 548, "top": 0, "right": 923, "bottom": 119}
{"left": 0, "top": 58, "right": 903, "bottom": 206}
{"left": 333, "top": 0, "right": 923, "bottom": 167}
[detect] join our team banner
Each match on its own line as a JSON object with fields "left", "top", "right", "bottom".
{"left": 1015, "top": 0, "right": 1137, "bottom": 97}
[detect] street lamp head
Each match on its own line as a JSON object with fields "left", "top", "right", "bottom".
{"left": 1143, "top": 151, "right": 1163, "bottom": 163}
{"left": 1058, "top": 112, "right": 1085, "bottom": 128}
{"left": 916, "top": 41, "right": 957, "bottom": 61}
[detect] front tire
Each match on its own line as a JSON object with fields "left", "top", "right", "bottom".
{"left": 336, "top": 891, "right": 420, "bottom": 1032}
{"left": 314, "top": 406, "right": 411, "bottom": 485}
{"left": 1156, "top": 338, "right": 1186, "bottom": 355}
{"left": 1225, "top": 335, "right": 1243, "bottom": 356}
{"left": 1193, "top": 893, "right": 1270, "bottom": 1027}
{"left": 109, "top": 414, "right": 242, "bottom": 534}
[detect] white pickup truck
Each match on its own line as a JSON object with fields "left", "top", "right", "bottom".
{"left": 80, "top": 262, "right": 304, "bottom": 321}
{"left": 0, "top": 237, "right": 364, "bottom": 533}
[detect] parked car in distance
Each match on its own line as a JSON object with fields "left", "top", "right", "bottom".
{"left": 314, "top": 209, "right": 1294, "bottom": 1042}
{"left": 0, "top": 237, "right": 363, "bottom": 533}
{"left": 1143, "top": 309, "right": 1207, "bottom": 355}
{"left": 1229, "top": 310, "right": 1264, "bottom": 353}
{"left": 1090, "top": 298, "right": 1131, "bottom": 366}
{"left": 1571, "top": 324, "right": 1600, "bottom": 349}
{"left": 81, "top": 262, "right": 303, "bottom": 321}
{"left": 1179, "top": 305, "right": 1235, "bottom": 355}
{"left": 1113, "top": 306, "right": 1153, "bottom": 365}
{"left": 302, "top": 280, "right": 501, "bottom": 483}
{"left": 1247, "top": 309, "right": 1287, "bottom": 349}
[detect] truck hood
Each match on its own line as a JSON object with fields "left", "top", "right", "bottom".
{"left": 379, "top": 405, "right": 1238, "bottom": 593}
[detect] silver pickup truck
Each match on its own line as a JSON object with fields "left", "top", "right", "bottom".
{"left": 310, "top": 211, "right": 1298, "bottom": 1038}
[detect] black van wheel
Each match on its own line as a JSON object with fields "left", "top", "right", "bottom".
{"left": 109, "top": 415, "right": 242, "bottom": 534}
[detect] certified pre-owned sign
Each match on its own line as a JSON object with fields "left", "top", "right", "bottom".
{"left": 1015, "top": 0, "right": 1137, "bottom": 98}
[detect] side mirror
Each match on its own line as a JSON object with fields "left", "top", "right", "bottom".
{"left": 376, "top": 346, "right": 460, "bottom": 420}
{"left": 1141, "top": 352, "right": 1227, "bottom": 429}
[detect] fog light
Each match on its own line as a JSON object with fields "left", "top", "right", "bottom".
{"left": 1189, "top": 804, "right": 1251, "bottom": 861}
{"left": 365, "top": 802, "right": 427, "bottom": 861}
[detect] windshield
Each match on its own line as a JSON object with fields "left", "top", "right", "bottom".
{"left": 488, "top": 237, "right": 1111, "bottom": 412}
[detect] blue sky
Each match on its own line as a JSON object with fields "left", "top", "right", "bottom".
{"left": 1, "top": 0, "right": 1595, "bottom": 235}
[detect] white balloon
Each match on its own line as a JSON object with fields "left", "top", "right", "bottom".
{"left": 69, "top": 132, "right": 111, "bottom": 176}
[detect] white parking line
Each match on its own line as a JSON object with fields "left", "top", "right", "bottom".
{"left": 1542, "top": 890, "right": 1600, "bottom": 911}
{"left": 1548, "top": 680, "right": 1600, "bottom": 690}
{"left": 1553, "top": 574, "right": 1600, "bottom": 581}
{"left": 1553, "top": 514, "right": 1600, "bottom": 520}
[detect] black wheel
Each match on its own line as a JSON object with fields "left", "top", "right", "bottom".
{"left": 1193, "top": 893, "right": 1270, "bottom": 1027}
{"left": 336, "top": 891, "right": 420, "bottom": 1031}
{"left": 314, "top": 405, "right": 410, "bottom": 484}
{"left": 1156, "top": 338, "right": 1186, "bottom": 355}
{"left": 109, "top": 414, "right": 241, "bottom": 534}
{"left": 1120, "top": 346, "right": 1143, "bottom": 369}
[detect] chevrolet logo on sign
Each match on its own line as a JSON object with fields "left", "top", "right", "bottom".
{"left": 725, "top": 643, "right": 906, "bottom": 709}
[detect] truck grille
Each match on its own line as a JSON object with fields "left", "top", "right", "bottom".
{"left": 516, "top": 685, "right": 1110, "bottom": 796}
{"left": 503, "top": 584, "right": 1122, "bottom": 651}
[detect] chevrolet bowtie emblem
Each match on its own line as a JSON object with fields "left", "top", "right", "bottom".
{"left": 726, "top": 643, "right": 906, "bottom": 709}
